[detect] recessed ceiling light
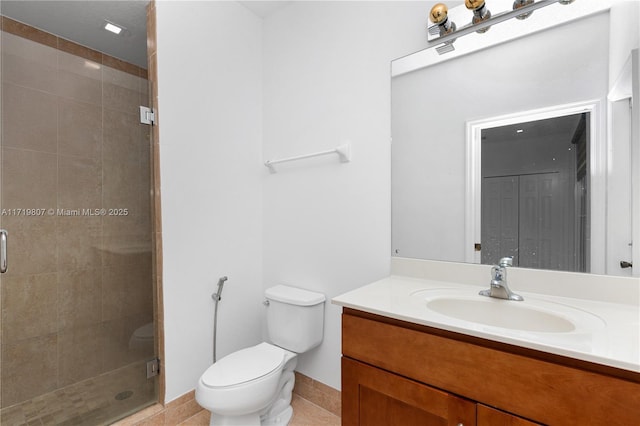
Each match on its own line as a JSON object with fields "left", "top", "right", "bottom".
{"left": 104, "top": 21, "right": 123, "bottom": 35}
{"left": 516, "top": 129, "right": 524, "bottom": 133}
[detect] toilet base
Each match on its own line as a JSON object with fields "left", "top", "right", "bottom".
{"left": 260, "top": 358, "right": 296, "bottom": 425}
{"left": 208, "top": 405, "right": 293, "bottom": 426}
{"left": 261, "top": 405, "right": 293, "bottom": 426}
{"left": 210, "top": 413, "right": 260, "bottom": 426}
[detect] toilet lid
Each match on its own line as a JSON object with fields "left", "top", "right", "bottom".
{"left": 201, "top": 343, "right": 285, "bottom": 388}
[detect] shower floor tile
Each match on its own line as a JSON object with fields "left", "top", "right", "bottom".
{"left": 0, "top": 361, "right": 156, "bottom": 426}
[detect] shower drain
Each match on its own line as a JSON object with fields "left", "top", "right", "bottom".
{"left": 115, "top": 390, "right": 134, "bottom": 401}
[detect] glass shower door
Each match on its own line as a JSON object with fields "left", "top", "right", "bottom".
{"left": 0, "top": 21, "right": 157, "bottom": 425}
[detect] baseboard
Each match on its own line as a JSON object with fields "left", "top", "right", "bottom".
{"left": 292, "top": 372, "right": 341, "bottom": 417}
{"left": 114, "top": 372, "right": 342, "bottom": 424}
{"left": 111, "top": 390, "right": 203, "bottom": 426}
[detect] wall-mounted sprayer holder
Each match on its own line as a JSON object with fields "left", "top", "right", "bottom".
{"left": 212, "top": 276, "right": 228, "bottom": 302}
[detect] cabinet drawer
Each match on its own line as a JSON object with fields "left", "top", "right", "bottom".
{"left": 342, "top": 311, "right": 640, "bottom": 425}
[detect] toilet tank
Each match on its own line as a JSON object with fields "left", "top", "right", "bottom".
{"left": 265, "top": 285, "right": 325, "bottom": 353}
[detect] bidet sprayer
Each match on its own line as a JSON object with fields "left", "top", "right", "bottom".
{"left": 211, "top": 276, "right": 229, "bottom": 363}
{"left": 213, "top": 276, "right": 228, "bottom": 302}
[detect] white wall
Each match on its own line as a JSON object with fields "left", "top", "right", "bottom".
{"left": 155, "top": 0, "right": 468, "bottom": 399}
{"left": 608, "top": 0, "right": 640, "bottom": 277}
{"left": 154, "top": 0, "right": 630, "bottom": 400}
{"left": 155, "top": 1, "right": 264, "bottom": 402}
{"left": 608, "top": 0, "right": 639, "bottom": 90}
{"left": 261, "top": 1, "right": 438, "bottom": 390}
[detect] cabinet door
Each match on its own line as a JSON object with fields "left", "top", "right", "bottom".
{"left": 342, "top": 357, "right": 476, "bottom": 426}
{"left": 477, "top": 404, "right": 541, "bottom": 426}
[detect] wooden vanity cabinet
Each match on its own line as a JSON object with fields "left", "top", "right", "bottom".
{"left": 341, "top": 309, "right": 640, "bottom": 426}
{"left": 343, "top": 357, "right": 476, "bottom": 426}
{"left": 476, "top": 405, "right": 539, "bottom": 426}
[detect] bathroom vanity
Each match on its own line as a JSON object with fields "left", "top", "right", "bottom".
{"left": 352, "top": 1, "right": 640, "bottom": 423}
{"left": 333, "top": 260, "right": 640, "bottom": 425}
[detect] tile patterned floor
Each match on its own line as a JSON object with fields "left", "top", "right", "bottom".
{"left": 1, "top": 370, "right": 338, "bottom": 426}
{"left": 0, "top": 362, "right": 156, "bottom": 425}
{"left": 176, "top": 395, "right": 340, "bottom": 426}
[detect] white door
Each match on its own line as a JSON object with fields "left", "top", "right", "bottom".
{"left": 481, "top": 176, "right": 519, "bottom": 265}
{"left": 482, "top": 172, "right": 575, "bottom": 271}
{"left": 519, "top": 173, "right": 569, "bottom": 270}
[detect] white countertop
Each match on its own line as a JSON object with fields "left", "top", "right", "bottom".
{"left": 333, "top": 274, "right": 640, "bottom": 373}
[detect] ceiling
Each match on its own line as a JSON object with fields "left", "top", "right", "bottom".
{"left": 482, "top": 114, "right": 584, "bottom": 144}
{"left": 1, "top": 0, "right": 150, "bottom": 68}
{"left": 0, "top": 1, "right": 293, "bottom": 70}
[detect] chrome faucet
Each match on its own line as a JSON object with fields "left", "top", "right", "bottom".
{"left": 479, "top": 256, "right": 523, "bottom": 301}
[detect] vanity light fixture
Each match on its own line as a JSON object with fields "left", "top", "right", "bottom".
{"left": 428, "top": 0, "right": 576, "bottom": 55}
{"left": 104, "top": 20, "right": 124, "bottom": 35}
{"left": 429, "top": 3, "right": 457, "bottom": 34}
{"left": 466, "top": 0, "right": 492, "bottom": 33}
{"left": 513, "top": 0, "right": 534, "bottom": 20}
{"left": 428, "top": 3, "right": 457, "bottom": 54}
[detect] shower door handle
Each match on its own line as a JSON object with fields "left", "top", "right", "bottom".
{"left": 0, "top": 229, "right": 7, "bottom": 273}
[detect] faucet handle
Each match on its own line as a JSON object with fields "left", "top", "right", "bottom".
{"left": 499, "top": 256, "right": 513, "bottom": 267}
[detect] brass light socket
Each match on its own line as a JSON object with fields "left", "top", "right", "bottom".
{"left": 429, "top": 3, "right": 449, "bottom": 25}
{"left": 465, "top": 0, "right": 491, "bottom": 32}
{"left": 513, "top": 0, "right": 534, "bottom": 19}
{"left": 465, "top": 0, "right": 486, "bottom": 10}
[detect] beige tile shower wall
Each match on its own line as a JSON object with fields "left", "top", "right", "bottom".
{"left": 0, "top": 24, "right": 153, "bottom": 407}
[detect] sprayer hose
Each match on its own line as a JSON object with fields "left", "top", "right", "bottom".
{"left": 213, "top": 296, "right": 220, "bottom": 363}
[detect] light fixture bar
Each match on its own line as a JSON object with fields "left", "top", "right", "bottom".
{"left": 428, "top": 0, "right": 561, "bottom": 49}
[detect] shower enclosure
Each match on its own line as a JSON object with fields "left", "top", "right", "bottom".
{"left": 0, "top": 15, "right": 157, "bottom": 425}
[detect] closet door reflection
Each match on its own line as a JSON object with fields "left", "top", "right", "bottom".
{"left": 482, "top": 174, "right": 569, "bottom": 270}
{"left": 481, "top": 176, "right": 519, "bottom": 266}
{"left": 479, "top": 113, "right": 587, "bottom": 272}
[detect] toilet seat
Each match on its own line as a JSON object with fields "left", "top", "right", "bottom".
{"left": 201, "top": 342, "right": 285, "bottom": 388}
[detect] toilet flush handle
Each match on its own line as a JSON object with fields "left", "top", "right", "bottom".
{"left": 263, "top": 299, "right": 270, "bottom": 306}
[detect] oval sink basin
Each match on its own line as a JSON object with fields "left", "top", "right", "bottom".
{"left": 426, "top": 297, "right": 575, "bottom": 332}
{"left": 411, "top": 288, "right": 605, "bottom": 334}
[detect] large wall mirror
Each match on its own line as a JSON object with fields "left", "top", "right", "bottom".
{"left": 391, "top": 0, "right": 639, "bottom": 277}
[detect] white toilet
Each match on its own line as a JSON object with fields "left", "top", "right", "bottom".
{"left": 195, "top": 285, "right": 325, "bottom": 426}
